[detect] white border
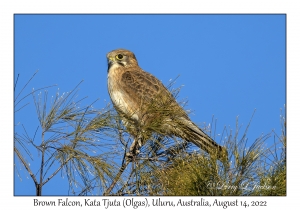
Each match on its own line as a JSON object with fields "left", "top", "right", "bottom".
{"left": 2, "top": 0, "right": 299, "bottom": 209}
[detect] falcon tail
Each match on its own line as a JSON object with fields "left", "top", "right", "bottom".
{"left": 180, "top": 119, "right": 228, "bottom": 160}
{"left": 190, "top": 131, "right": 227, "bottom": 160}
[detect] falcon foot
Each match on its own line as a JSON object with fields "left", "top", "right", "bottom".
{"left": 125, "top": 150, "right": 140, "bottom": 162}
{"left": 125, "top": 152, "right": 134, "bottom": 162}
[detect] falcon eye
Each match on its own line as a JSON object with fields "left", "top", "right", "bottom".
{"left": 116, "top": 54, "right": 123, "bottom": 60}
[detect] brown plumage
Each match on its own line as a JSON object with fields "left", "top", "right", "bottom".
{"left": 106, "top": 49, "right": 226, "bottom": 159}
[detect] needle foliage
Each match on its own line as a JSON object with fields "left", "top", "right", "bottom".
{"left": 14, "top": 72, "right": 286, "bottom": 196}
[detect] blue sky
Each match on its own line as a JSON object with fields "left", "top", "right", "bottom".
{"left": 14, "top": 14, "right": 286, "bottom": 195}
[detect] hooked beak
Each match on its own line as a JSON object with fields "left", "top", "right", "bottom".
{"left": 107, "top": 56, "right": 115, "bottom": 72}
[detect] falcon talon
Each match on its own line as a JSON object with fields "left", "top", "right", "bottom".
{"left": 125, "top": 152, "right": 136, "bottom": 162}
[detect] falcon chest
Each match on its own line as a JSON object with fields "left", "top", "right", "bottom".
{"left": 107, "top": 65, "right": 138, "bottom": 120}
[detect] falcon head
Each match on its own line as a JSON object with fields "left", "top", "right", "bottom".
{"left": 106, "top": 49, "right": 138, "bottom": 71}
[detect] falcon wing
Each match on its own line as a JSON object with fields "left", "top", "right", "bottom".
{"left": 120, "top": 69, "right": 175, "bottom": 106}
{"left": 120, "top": 69, "right": 190, "bottom": 133}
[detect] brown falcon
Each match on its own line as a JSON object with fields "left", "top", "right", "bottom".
{"left": 106, "top": 49, "right": 226, "bottom": 159}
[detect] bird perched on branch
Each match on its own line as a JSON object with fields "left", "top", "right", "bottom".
{"left": 106, "top": 49, "right": 227, "bottom": 159}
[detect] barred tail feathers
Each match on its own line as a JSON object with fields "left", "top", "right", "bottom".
{"left": 180, "top": 118, "right": 227, "bottom": 159}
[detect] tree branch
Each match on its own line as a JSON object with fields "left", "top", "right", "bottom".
{"left": 103, "top": 153, "right": 129, "bottom": 196}
{"left": 14, "top": 147, "right": 38, "bottom": 186}
{"left": 42, "top": 157, "right": 72, "bottom": 186}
